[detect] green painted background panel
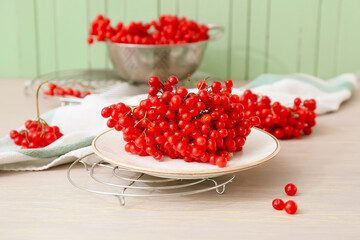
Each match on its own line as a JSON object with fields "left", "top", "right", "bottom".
{"left": 336, "top": 0, "right": 360, "bottom": 75}
{"left": 297, "top": 0, "right": 320, "bottom": 75}
{"left": 229, "top": 0, "right": 248, "bottom": 80}
{"left": 106, "top": 0, "right": 126, "bottom": 68}
{"left": 177, "top": 0, "right": 198, "bottom": 20}
{"left": 198, "top": 0, "right": 231, "bottom": 78}
{"left": 125, "top": 0, "right": 158, "bottom": 23}
{"left": 267, "top": 0, "right": 299, "bottom": 74}
{"left": 36, "top": 0, "right": 57, "bottom": 75}
{"left": 247, "top": 0, "right": 270, "bottom": 80}
{"left": 55, "top": 0, "right": 88, "bottom": 71}
{"left": 160, "top": 0, "right": 178, "bottom": 15}
{"left": 16, "top": 0, "right": 38, "bottom": 78}
{"left": 1, "top": 0, "right": 360, "bottom": 80}
{"left": 316, "top": 0, "right": 342, "bottom": 79}
{"left": 87, "top": 0, "right": 107, "bottom": 69}
{"left": 107, "top": 0, "right": 126, "bottom": 23}
{"left": 0, "top": 0, "right": 20, "bottom": 78}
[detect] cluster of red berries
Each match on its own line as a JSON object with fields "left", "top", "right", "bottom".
{"left": 240, "top": 90, "right": 317, "bottom": 139}
{"left": 101, "top": 76, "right": 260, "bottom": 168}
{"left": 88, "top": 14, "right": 209, "bottom": 45}
{"left": 10, "top": 81, "right": 63, "bottom": 149}
{"left": 10, "top": 121, "right": 63, "bottom": 149}
{"left": 43, "top": 83, "right": 91, "bottom": 98}
{"left": 272, "top": 183, "right": 298, "bottom": 214}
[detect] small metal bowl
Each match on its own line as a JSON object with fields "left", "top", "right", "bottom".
{"left": 107, "top": 24, "right": 224, "bottom": 83}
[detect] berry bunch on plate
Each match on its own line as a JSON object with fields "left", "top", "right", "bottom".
{"left": 241, "top": 90, "right": 317, "bottom": 139}
{"left": 101, "top": 76, "right": 261, "bottom": 168}
{"left": 88, "top": 14, "right": 209, "bottom": 45}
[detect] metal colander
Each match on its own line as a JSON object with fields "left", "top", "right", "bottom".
{"left": 107, "top": 24, "right": 224, "bottom": 83}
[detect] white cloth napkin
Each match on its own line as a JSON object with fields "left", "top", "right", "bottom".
{"left": 0, "top": 73, "right": 357, "bottom": 171}
{"left": 243, "top": 73, "right": 358, "bottom": 114}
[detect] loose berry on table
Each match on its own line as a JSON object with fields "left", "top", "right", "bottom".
{"left": 272, "top": 199, "right": 285, "bottom": 210}
{"left": 284, "top": 200, "right": 298, "bottom": 214}
{"left": 285, "top": 183, "right": 297, "bottom": 196}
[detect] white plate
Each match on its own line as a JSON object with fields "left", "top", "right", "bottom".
{"left": 92, "top": 128, "right": 280, "bottom": 179}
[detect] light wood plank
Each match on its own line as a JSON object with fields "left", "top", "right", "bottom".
{"left": 0, "top": 0, "right": 20, "bottom": 78}
{"left": 297, "top": 0, "right": 321, "bottom": 75}
{"left": 198, "top": 0, "right": 231, "bottom": 78}
{"left": 177, "top": 0, "right": 198, "bottom": 20}
{"left": 1, "top": 80, "right": 360, "bottom": 239}
{"left": 125, "top": 0, "right": 158, "bottom": 23}
{"left": 247, "top": 0, "right": 270, "bottom": 80}
{"left": 107, "top": 0, "right": 126, "bottom": 23}
{"left": 229, "top": 0, "right": 248, "bottom": 81}
{"left": 336, "top": 0, "right": 360, "bottom": 75}
{"left": 55, "top": 0, "right": 88, "bottom": 71}
{"left": 267, "top": 0, "right": 300, "bottom": 74}
{"left": 159, "top": 0, "right": 178, "bottom": 15}
{"left": 16, "top": 0, "right": 38, "bottom": 78}
{"left": 87, "top": 0, "right": 107, "bottom": 69}
{"left": 316, "top": 0, "right": 342, "bottom": 79}
{"left": 106, "top": 0, "right": 126, "bottom": 68}
{"left": 36, "top": 0, "right": 58, "bottom": 75}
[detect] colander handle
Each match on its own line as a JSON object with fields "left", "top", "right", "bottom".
{"left": 208, "top": 24, "right": 224, "bottom": 41}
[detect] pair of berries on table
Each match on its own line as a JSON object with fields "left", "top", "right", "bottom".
{"left": 240, "top": 90, "right": 317, "bottom": 139}
{"left": 9, "top": 81, "right": 63, "bottom": 149}
{"left": 272, "top": 183, "right": 298, "bottom": 214}
{"left": 101, "top": 76, "right": 261, "bottom": 168}
{"left": 88, "top": 14, "right": 209, "bottom": 45}
{"left": 43, "top": 83, "right": 91, "bottom": 98}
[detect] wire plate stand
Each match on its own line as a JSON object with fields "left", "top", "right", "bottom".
{"left": 67, "top": 153, "right": 236, "bottom": 206}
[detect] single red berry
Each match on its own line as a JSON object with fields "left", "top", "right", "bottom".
{"left": 197, "top": 81, "right": 207, "bottom": 90}
{"left": 200, "top": 114, "right": 211, "bottom": 124}
{"left": 272, "top": 199, "right": 285, "bottom": 210}
{"left": 107, "top": 119, "right": 116, "bottom": 128}
{"left": 294, "top": 98, "right": 301, "bottom": 107}
{"left": 284, "top": 200, "right": 298, "bottom": 214}
{"left": 250, "top": 116, "right": 261, "bottom": 127}
{"left": 14, "top": 136, "right": 23, "bottom": 146}
{"left": 167, "top": 76, "right": 178, "bottom": 86}
{"left": 148, "top": 76, "right": 162, "bottom": 88}
{"left": 303, "top": 127, "right": 312, "bottom": 135}
{"left": 43, "top": 90, "right": 54, "bottom": 96}
{"left": 54, "top": 87, "right": 64, "bottom": 96}
{"left": 87, "top": 37, "right": 94, "bottom": 44}
{"left": 211, "top": 81, "right": 222, "bottom": 93}
{"left": 25, "top": 120, "right": 33, "bottom": 129}
{"left": 73, "top": 90, "right": 81, "bottom": 98}
{"left": 225, "top": 79, "right": 233, "bottom": 88}
{"left": 273, "top": 129, "right": 284, "bottom": 139}
{"left": 176, "top": 87, "right": 188, "bottom": 98}
{"left": 49, "top": 83, "right": 57, "bottom": 91}
{"left": 285, "top": 183, "right": 297, "bottom": 196}
{"left": 66, "top": 88, "right": 74, "bottom": 96}
{"left": 9, "top": 130, "right": 19, "bottom": 139}
{"left": 195, "top": 136, "right": 206, "bottom": 146}
{"left": 216, "top": 156, "right": 227, "bottom": 168}
{"left": 153, "top": 150, "right": 163, "bottom": 160}
{"left": 148, "top": 86, "right": 159, "bottom": 96}
{"left": 101, "top": 107, "right": 112, "bottom": 118}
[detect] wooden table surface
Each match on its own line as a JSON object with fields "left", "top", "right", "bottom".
{"left": 1, "top": 79, "right": 360, "bottom": 240}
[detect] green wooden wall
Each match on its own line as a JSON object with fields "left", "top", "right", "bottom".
{"left": 1, "top": 0, "right": 359, "bottom": 80}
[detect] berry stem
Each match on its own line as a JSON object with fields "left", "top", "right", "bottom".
{"left": 185, "top": 74, "right": 191, "bottom": 88}
{"left": 36, "top": 81, "right": 49, "bottom": 121}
